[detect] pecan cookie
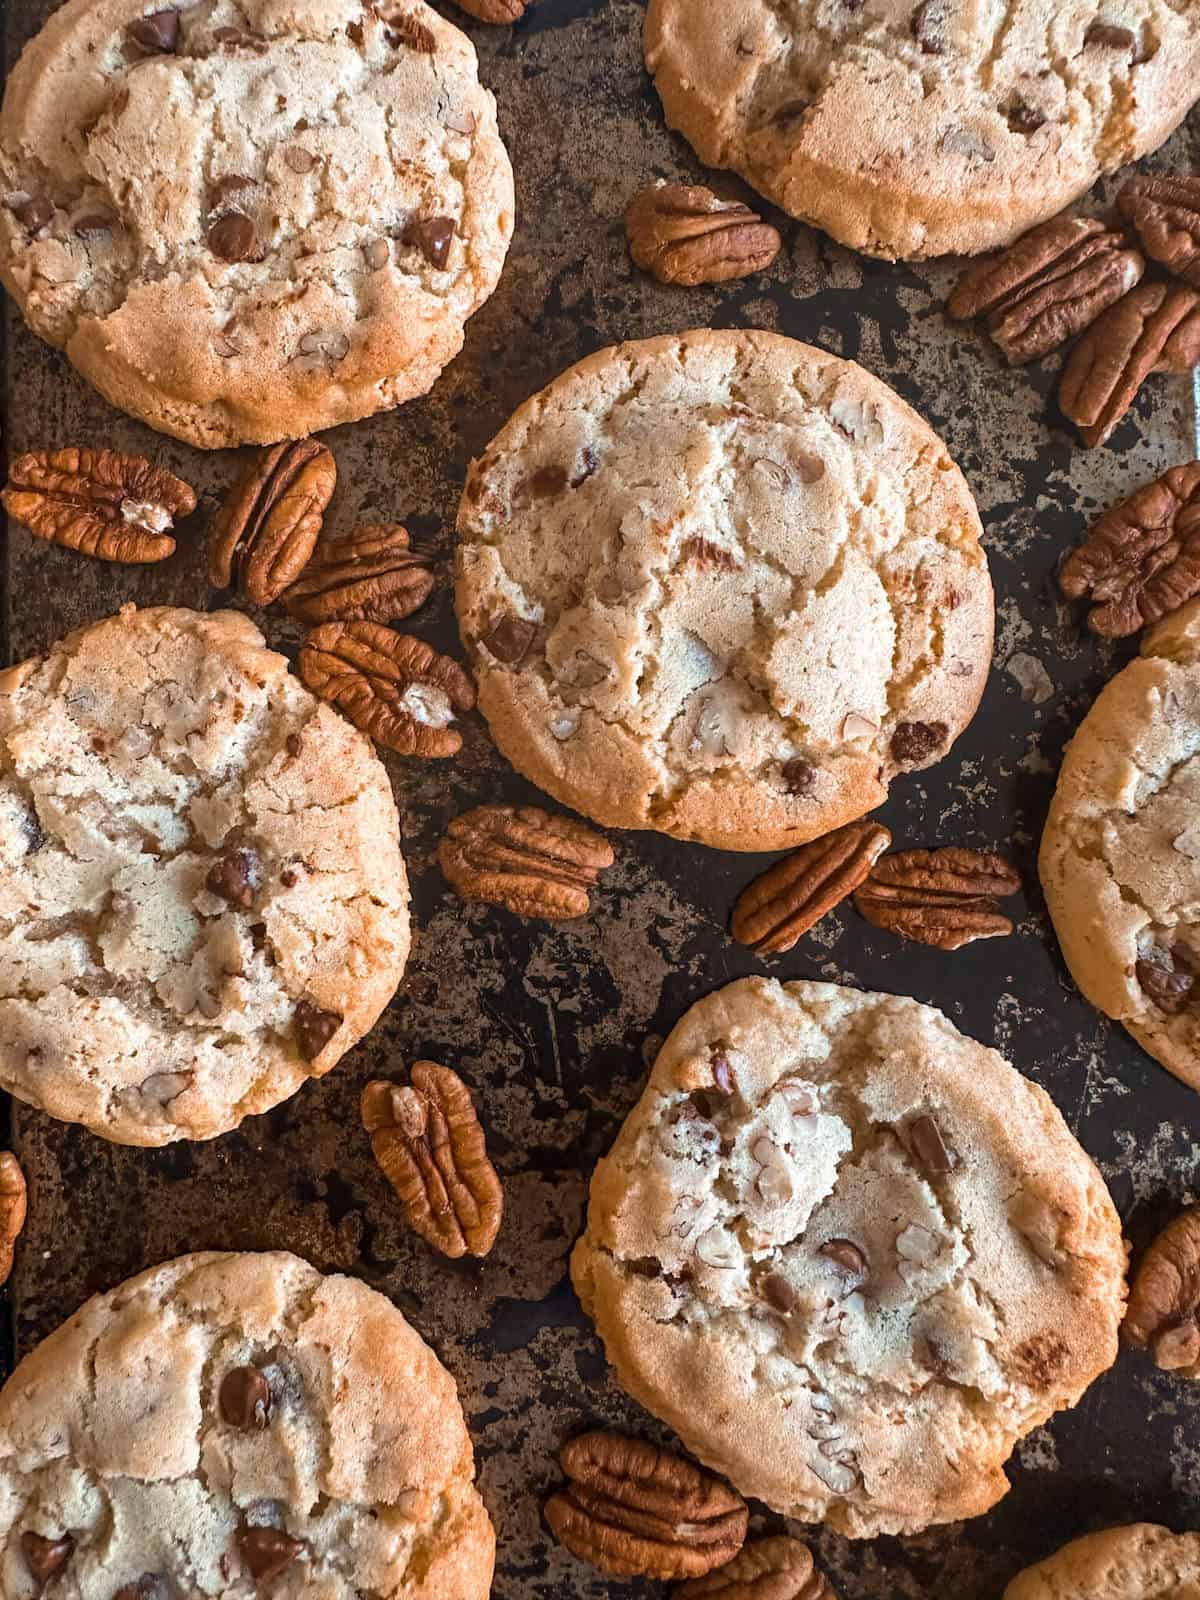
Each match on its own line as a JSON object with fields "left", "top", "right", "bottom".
{"left": 1003, "top": 1524, "right": 1200, "bottom": 1600}
{"left": 571, "top": 977, "right": 1126, "bottom": 1537}
{"left": 0, "top": 606, "right": 409, "bottom": 1144}
{"left": 643, "top": 2, "right": 1200, "bottom": 260}
{"left": 455, "top": 330, "right": 992, "bottom": 852}
{"left": 1040, "top": 597, "right": 1200, "bottom": 1094}
{"left": 0, "top": 0, "right": 513, "bottom": 447}
{"left": 0, "top": 1252, "right": 495, "bottom": 1599}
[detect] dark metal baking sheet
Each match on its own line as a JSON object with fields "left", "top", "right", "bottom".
{"left": 4, "top": 3, "right": 1200, "bottom": 1595}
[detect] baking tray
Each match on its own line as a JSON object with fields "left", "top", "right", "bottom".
{"left": 4, "top": 2, "right": 1200, "bottom": 1596}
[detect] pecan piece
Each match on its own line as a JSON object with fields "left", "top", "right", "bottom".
{"left": 1135, "top": 951, "right": 1195, "bottom": 1014}
{"left": 282, "top": 524, "right": 434, "bottom": 624}
{"left": 1118, "top": 174, "right": 1200, "bottom": 287}
{"left": 454, "top": 0, "right": 527, "bottom": 19}
{"left": 361, "top": 1062, "right": 503, "bottom": 1258}
{"left": 732, "top": 820, "right": 891, "bottom": 955}
{"left": 854, "top": 846, "right": 1020, "bottom": 949}
{"left": 209, "top": 439, "right": 336, "bottom": 605}
{"left": 298, "top": 623, "right": 475, "bottom": 757}
{"left": 1124, "top": 1207, "right": 1200, "bottom": 1376}
{"left": 438, "top": 804, "right": 614, "bottom": 920}
{"left": 626, "top": 182, "right": 781, "bottom": 286}
{"left": 22, "top": 1532, "right": 74, "bottom": 1588}
{"left": 1059, "top": 279, "right": 1200, "bottom": 447}
{"left": 678, "top": 1536, "right": 837, "bottom": 1600}
{"left": 1058, "top": 461, "right": 1200, "bottom": 637}
{"left": 948, "top": 216, "right": 1144, "bottom": 363}
{"left": 544, "top": 1432, "right": 748, "bottom": 1579}
{"left": 890, "top": 719, "right": 948, "bottom": 767}
{"left": 2, "top": 448, "right": 194, "bottom": 562}
{"left": 0, "top": 1153, "right": 26, "bottom": 1288}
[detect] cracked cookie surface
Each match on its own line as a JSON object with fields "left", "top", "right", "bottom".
{"left": 454, "top": 330, "right": 992, "bottom": 851}
{"left": 1003, "top": 1524, "right": 1200, "bottom": 1600}
{"left": 0, "top": 1251, "right": 495, "bottom": 1599}
{"left": 644, "top": 0, "right": 1200, "bottom": 261}
{"left": 0, "top": 0, "right": 514, "bottom": 447}
{"left": 1041, "top": 598, "right": 1200, "bottom": 1094}
{"left": 0, "top": 605, "right": 410, "bottom": 1145}
{"left": 570, "top": 977, "right": 1126, "bottom": 1537}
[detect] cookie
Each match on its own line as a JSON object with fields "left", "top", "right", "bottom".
{"left": 1040, "top": 598, "right": 1200, "bottom": 1093}
{"left": 643, "top": 1, "right": 1200, "bottom": 261}
{"left": 0, "top": 1251, "right": 495, "bottom": 1599}
{"left": 1004, "top": 1524, "right": 1200, "bottom": 1600}
{"left": 0, "top": 0, "right": 514, "bottom": 448}
{"left": 0, "top": 605, "right": 410, "bottom": 1145}
{"left": 455, "top": 329, "right": 992, "bottom": 852}
{"left": 570, "top": 976, "right": 1126, "bottom": 1538}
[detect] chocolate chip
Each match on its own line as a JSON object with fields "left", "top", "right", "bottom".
{"left": 482, "top": 612, "right": 537, "bottom": 665}
{"left": 237, "top": 1526, "right": 303, "bottom": 1582}
{"left": 890, "top": 719, "right": 947, "bottom": 766}
{"left": 1004, "top": 96, "right": 1045, "bottom": 133}
{"left": 763, "top": 1272, "right": 798, "bottom": 1311}
{"left": 401, "top": 215, "right": 455, "bottom": 268}
{"left": 906, "top": 1113, "right": 955, "bottom": 1174}
{"left": 529, "top": 464, "right": 568, "bottom": 498}
{"left": 206, "top": 850, "right": 258, "bottom": 909}
{"left": 1136, "top": 958, "right": 1195, "bottom": 1014}
{"left": 627, "top": 1256, "right": 663, "bottom": 1278}
{"left": 283, "top": 146, "right": 316, "bottom": 174}
{"left": 219, "top": 1364, "right": 272, "bottom": 1429}
{"left": 819, "top": 1238, "right": 867, "bottom": 1283}
{"left": 347, "top": 18, "right": 364, "bottom": 42}
{"left": 21, "top": 1532, "right": 74, "bottom": 1589}
{"left": 1085, "top": 20, "right": 1136, "bottom": 48}
{"left": 781, "top": 757, "right": 818, "bottom": 796}
{"left": 285, "top": 733, "right": 303, "bottom": 758}
{"left": 770, "top": 98, "right": 810, "bottom": 126}
{"left": 280, "top": 868, "right": 298, "bottom": 887}
{"left": 10, "top": 195, "right": 53, "bottom": 232}
{"left": 22, "top": 807, "right": 45, "bottom": 853}
{"left": 127, "top": 9, "right": 180, "bottom": 52}
{"left": 114, "top": 1574, "right": 167, "bottom": 1600}
{"left": 207, "top": 211, "right": 259, "bottom": 263}
{"left": 293, "top": 998, "right": 341, "bottom": 1060}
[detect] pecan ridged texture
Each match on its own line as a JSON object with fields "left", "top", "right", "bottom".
{"left": 283, "top": 524, "right": 434, "bottom": 625}
{"left": 361, "top": 1062, "right": 503, "bottom": 1258}
{"left": 2, "top": 447, "right": 195, "bottom": 563}
{"left": 626, "top": 182, "right": 781, "bottom": 286}
{"left": 1058, "top": 462, "right": 1200, "bottom": 637}
{"left": 854, "top": 847, "right": 1021, "bottom": 949}
{"left": 1124, "top": 1207, "right": 1200, "bottom": 1377}
{"left": 298, "top": 622, "right": 475, "bottom": 757}
{"left": 732, "top": 820, "right": 891, "bottom": 955}
{"left": 678, "top": 1536, "right": 838, "bottom": 1600}
{"left": 0, "top": 1153, "right": 26, "bottom": 1288}
{"left": 1059, "top": 279, "right": 1200, "bottom": 446}
{"left": 209, "top": 439, "right": 336, "bottom": 605}
{"left": 544, "top": 1432, "right": 748, "bottom": 1579}
{"left": 948, "top": 215, "right": 1144, "bottom": 364}
{"left": 438, "top": 804, "right": 614, "bottom": 920}
{"left": 1118, "top": 173, "right": 1200, "bottom": 287}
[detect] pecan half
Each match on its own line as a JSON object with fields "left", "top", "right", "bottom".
{"left": 209, "top": 439, "right": 336, "bottom": 605}
{"left": 1124, "top": 1207, "right": 1200, "bottom": 1377}
{"left": 2, "top": 448, "right": 195, "bottom": 562}
{"left": 438, "top": 804, "right": 614, "bottom": 920}
{"left": 1118, "top": 174, "right": 1200, "bottom": 287}
{"left": 282, "top": 524, "right": 434, "bottom": 624}
{"left": 454, "top": 0, "right": 527, "bottom": 19}
{"left": 1059, "top": 279, "right": 1200, "bottom": 446}
{"left": 544, "top": 1432, "right": 748, "bottom": 1579}
{"left": 732, "top": 820, "right": 891, "bottom": 955}
{"left": 1058, "top": 462, "right": 1200, "bottom": 636}
{"left": 948, "top": 216, "right": 1144, "bottom": 364}
{"left": 854, "top": 847, "right": 1021, "bottom": 949}
{"left": 678, "top": 1536, "right": 837, "bottom": 1600}
{"left": 361, "top": 1063, "right": 503, "bottom": 1258}
{"left": 0, "top": 1153, "right": 26, "bottom": 1288}
{"left": 626, "top": 182, "right": 781, "bottom": 286}
{"left": 298, "top": 623, "right": 475, "bottom": 757}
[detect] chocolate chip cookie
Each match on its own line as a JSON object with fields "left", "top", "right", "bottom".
{"left": 0, "top": 606, "right": 410, "bottom": 1145}
{"left": 0, "top": 1252, "right": 495, "bottom": 1598}
{"left": 644, "top": 1, "right": 1200, "bottom": 260}
{"left": 455, "top": 329, "right": 992, "bottom": 851}
{"left": 1004, "top": 1524, "right": 1200, "bottom": 1600}
{"left": 571, "top": 977, "right": 1127, "bottom": 1537}
{"left": 1041, "top": 597, "right": 1200, "bottom": 1093}
{"left": 0, "top": 0, "right": 514, "bottom": 447}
